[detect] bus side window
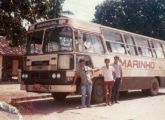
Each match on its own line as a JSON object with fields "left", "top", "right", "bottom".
{"left": 162, "top": 43, "right": 165, "bottom": 57}
{"left": 82, "top": 33, "right": 104, "bottom": 54}
{"left": 76, "top": 56, "right": 93, "bottom": 68}
{"left": 102, "top": 29, "right": 126, "bottom": 54}
{"left": 150, "top": 41, "right": 157, "bottom": 58}
{"left": 152, "top": 41, "right": 164, "bottom": 58}
{"left": 135, "top": 37, "right": 152, "bottom": 57}
{"left": 124, "top": 35, "right": 137, "bottom": 55}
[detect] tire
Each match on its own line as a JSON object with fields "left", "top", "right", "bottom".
{"left": 52, "top": 93, "right": 67, "bottom": 101}
{"left": 92, "top": 78, "right": 105, "bottom": 103}
{"left": 148, "top": 78, "right": 159, "bottom": 96}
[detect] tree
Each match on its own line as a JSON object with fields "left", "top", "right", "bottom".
{"left": 93, "top": 0, "right": 165, "bottom": 41}
{"left": 0, "top": 0, "right": 65, "bottom": 46}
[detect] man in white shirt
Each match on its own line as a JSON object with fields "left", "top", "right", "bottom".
{"left": 100, "top": 58, "right": 116, "bottom": 106}
{"left": 111, "top": 56, "right": 123, "bottom": 104}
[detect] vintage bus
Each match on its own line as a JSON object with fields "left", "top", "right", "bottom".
{"left": 21, "top": 17, "right": 165, "bottom": 103}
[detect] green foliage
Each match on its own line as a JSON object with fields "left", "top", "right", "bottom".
{"left": 0, "top": 0, "right": 65, "bottom": 47}
{"left": 94, "top": 0, "right": 165, "bottom": 41}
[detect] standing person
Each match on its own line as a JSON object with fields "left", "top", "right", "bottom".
{"left": 100, "top": 58, "right": 116, "bottom": 106}
{"left": 72, "top": 59, "right": 93, "bottom": 108}
{"left": 111, "top": 56, "right": 123, "bottom": 104}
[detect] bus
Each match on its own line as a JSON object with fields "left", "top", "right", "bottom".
{"left": 21, "top": 17, "right": 165, "bottom": 103}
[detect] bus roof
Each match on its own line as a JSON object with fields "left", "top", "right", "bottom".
{"left": 29, "top": 17, "right": 165, "bottom": 43}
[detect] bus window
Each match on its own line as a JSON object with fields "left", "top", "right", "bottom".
{"left": 74, "top": 31, "right": 84, "bottom": 52}
{"left": 27, "top": 31, "right": 43, "bottom": 55}
{"left": 76, "top": 56, "right": 92, "bottom": 68}
{"left": 124, "top": 35, "right": 137, "bottom": 55}
{"left": 82, "top": 33, "right": 104, "bottom": 54}
{"left": 43, "top": 27, "right": 73, "bottom": 53}
{"left": 102, "top": 30, "right": 123, "bottom": 42}
{"left": 152, "top": 41, "right": 164, "bottom": 58}
{"left": 108, "top": 42, "right": 125, "bottom": 54}
{"left": 102, "top": 30, "right": 125, "bottom": 54}
{"left": 135, "top": 37, "right": 152, "bottom": 57}
{"left": 162, "top": 43, "right": 165, "bottom": 56}
{"left": 58, "top": 55, "right": 74, "bottom": 69}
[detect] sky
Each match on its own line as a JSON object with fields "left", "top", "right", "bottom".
{"left": 24, "top": 0, "right": 105, "bottom": 29}
{"left": 63, "top": 0, "right": 105, "bottom": 22}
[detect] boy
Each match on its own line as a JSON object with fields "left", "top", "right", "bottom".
{"left": 100, "top": 58, "right": 116, "bottom": 105}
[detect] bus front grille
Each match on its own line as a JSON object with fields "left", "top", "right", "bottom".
{"left": 30, "top": 72, "right": 49, "bottom": 80}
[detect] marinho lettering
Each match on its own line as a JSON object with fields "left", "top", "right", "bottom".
{"left": 120, "top": 59, "right": 155, "bottom": 69}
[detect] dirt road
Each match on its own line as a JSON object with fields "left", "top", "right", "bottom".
{"left": 0, "top": 84, "right": 165, "bottom": 120}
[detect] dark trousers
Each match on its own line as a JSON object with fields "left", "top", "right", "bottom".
{"left": 112, "top": 78, "right": 121, "bottom": 101}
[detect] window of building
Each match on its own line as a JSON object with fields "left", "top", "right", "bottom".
{"left": 102, "top": 29, "right": 126, "bottom": 54}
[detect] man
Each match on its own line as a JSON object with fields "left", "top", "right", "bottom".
{"left": 100, "top": 58, "right": 116, "bottom": 106}
{"left": 72, "top": 59, "right": 93, "bottom": 108}
{"left": 111, "top": 56, "right": 123, "bottom": 104}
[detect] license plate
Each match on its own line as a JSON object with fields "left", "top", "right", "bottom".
{"left": 33, "top": 84, "right": 41, "bottom": 89}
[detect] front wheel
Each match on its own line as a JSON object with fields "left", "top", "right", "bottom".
{"left": 52, "top": 93, "right": 67, "bottom": 101}
{"left": 92, "top": 78, "right": 105, "bottom": 103}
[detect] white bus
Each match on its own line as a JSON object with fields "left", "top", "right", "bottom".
{"left": 21, "top": 17, "right": 165, "bottom": 103}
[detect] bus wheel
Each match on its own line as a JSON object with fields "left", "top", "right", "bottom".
{"left": 92, "top": 78, "right": 105, "bottom": 103}
{"left": 52, "top": 93, "right": 67, "bottom": 101}
{"left": 149, "top": 78, "right": 159, "bottom": 96}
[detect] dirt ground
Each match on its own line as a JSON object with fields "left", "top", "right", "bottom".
{"left": 0, "top": 84, "right": 165, "bottom": 120}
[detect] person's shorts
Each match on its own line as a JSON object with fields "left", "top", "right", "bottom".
{"left": 104, "top": 81, "right": 114, "bottom": 86}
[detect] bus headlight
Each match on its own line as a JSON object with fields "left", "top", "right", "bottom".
{"left": 52, "top": 73, "right": 56, "bottom": 79}
{"left": 24, "top": 74, "right": 28, "bottom": 79}
{"left": 57, "top": 73, "right": 61, "bottom": 79}
{"left": 22, "top": 74, "right": 28, "bottom": 79}
{"left": 22, "top": 74, "right": 25, "bottom": 78}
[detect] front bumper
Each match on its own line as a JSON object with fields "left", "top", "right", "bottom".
{"left": 21, "top": 84, "right": 76, "bottom": 93}
{"left": 22, "top": 70, "right": 70, "bottom": 85}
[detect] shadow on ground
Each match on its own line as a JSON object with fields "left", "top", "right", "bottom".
{"left": 14, "top": 91, "right": 165, "bottom": 116}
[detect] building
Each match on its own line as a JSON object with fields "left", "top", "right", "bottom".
{"left": 0, "top": 36, "right": 24, "bottom": 82}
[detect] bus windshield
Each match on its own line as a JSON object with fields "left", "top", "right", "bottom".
{"left": 43, "top": 27, "right": 73, "bottom": 53}
{"left": 26, "top": 31, "right": 44, "bottom": 55}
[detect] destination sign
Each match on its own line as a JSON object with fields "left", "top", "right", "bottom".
{"left": 35, "top": 19, "right": 67, "bottom": 29}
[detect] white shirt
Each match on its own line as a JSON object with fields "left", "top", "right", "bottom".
{"left": 111, "top": 63, "right": 122, "bottom": 78}
{"left": 101, "top": 66, "right": 115, "bottom": 82}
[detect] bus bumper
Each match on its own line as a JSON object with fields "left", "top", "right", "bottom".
{"left": 21, "top": 84, "right": 76, "bottom": 93}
